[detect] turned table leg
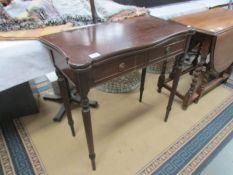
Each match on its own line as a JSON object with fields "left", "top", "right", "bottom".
{"left": 76, "top": 69, "right": 96, "bottom": 170}
{"left": 80, "top": 95, "right": 96, "bottom": 170}
{"left": 182, "top": 38, "right": 210, "bottom": 110}
{"left": 158, "top": 60, "right": 168, "bottom": 93}
{"left": 164, "top": 55, "right": 183, "bottom": 122}
{"left": 56, "top": 70, "right": 76, "bottom": 136}
{"left": 182, "top": 66, "right": 201, "bottom": 109}
{"left": 195, "top": 66, "right": 208, "bottom": 103}
{"left": 139, "top": 68, "right": 147, "bottom": 102}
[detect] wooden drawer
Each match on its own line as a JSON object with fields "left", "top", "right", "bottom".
{"left": 149, "top": 39, "right": 186, "bottom": 63}
{"left": 93, "top": 52, "right": 147, "bottom": 84}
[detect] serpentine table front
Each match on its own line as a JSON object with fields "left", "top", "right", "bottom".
{"left": 40, "top": 15, "right": 193, "bottom": 170}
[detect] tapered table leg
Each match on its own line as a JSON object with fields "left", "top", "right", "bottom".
{"left": 56, "top": 70, "right": 76, "bottom": 136}
{"left": 139, "top": 68, "right": 147, "bottom": 102}
{"left": 158, "top": 60, "right": 168, "bottom": 93}
{"left": 81, "top": 96, "right": 96, "bottom": 170}
{"left": 76, "top": 69, "right": 96, "bottom": 170}
{"left": 164, "top": 56, "right": 183, "bottom": 122}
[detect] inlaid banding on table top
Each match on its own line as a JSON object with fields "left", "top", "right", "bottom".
{"left": 40, "top": 16, "right": 194, "bottom": 69}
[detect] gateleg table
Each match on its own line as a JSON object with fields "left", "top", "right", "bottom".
{"left": 166, "top": 8, "right": 233, "bottom": 110}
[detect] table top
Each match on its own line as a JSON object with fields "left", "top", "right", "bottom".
{"left": 172, "top": 8, "right": 233, "bottom": 35}
{"left": 40, "top": 16, "right": 192, "bottom": 69}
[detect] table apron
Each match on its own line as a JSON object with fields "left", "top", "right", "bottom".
{"left": 49, "top": 35, "right": 189, "bottom": 87}
{"left": 91, "top": 39, "right": 186, "bottom": 85}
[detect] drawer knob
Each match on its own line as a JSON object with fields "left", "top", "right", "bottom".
{"left": 165, "top": 46, "right": 171, "bottom": 55}
{"left": 119, "top": 62, "right": 126, "bottom": 71}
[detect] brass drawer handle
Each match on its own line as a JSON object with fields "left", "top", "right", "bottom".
{"left": 165, "top": 46, "right": 171, "bottom": 55}
{"left": 119, "top": 62, "right": 126, "bottom": 71}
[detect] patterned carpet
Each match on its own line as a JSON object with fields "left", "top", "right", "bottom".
{"left": 137, "top": 87, "right": 233, "bottom": 175}
{"left": 0, "top": 120, "right": 45, "bottom": 175}
{"left": 0, "top": 77, "right": 232, "bottom": 175}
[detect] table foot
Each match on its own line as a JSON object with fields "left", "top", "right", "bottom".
{"left": 82, "top": 97, "right": 96, "bottom": 170}
{"left": 70, "top": 125, "right": 76, "bottom": 137}
{"left": 89, "top": 154, "right": 96, "bottom": 170}
{"left": 182, "top": 104, "right": 188, "bottom": 111}
{"left": 75, "top": 68, "right": 97, "bottom": 170}
{"left": 164, "top": 107, "right": 171, "bottom": 122}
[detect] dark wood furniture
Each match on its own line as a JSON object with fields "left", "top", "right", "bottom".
{"left": 158, "top": 8, "right": 233, "bottom": 110}
{"left": 0, "top": 82, "right": 39, "bottom": 121}
{"left": 42, "top": 0, "right": 99, "bottom": 122}
{"left": 40, "top": 16, "right": 193, "bottom": 170}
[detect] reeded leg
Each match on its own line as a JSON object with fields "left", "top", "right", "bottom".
{"left": 76, "top": 69, "right": 96, "bottom": 170}
{"left": 56, "top": 70, "right": 75, "bottom": 136}
{"left": 81, "top": 96, "right": 96, "bottom": 170}
{"left": 158, "top": 60, "right": 168, "bottom": 93}
{"left": 164, "top": 56, "right": 183, "bottom": 122}
{"left": 139, "top": 68, "right": 147, "bottom": 102}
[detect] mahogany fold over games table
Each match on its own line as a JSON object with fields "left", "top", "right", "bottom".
{"left": 40, "top": 16, "right": 193, "bottom": 170}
